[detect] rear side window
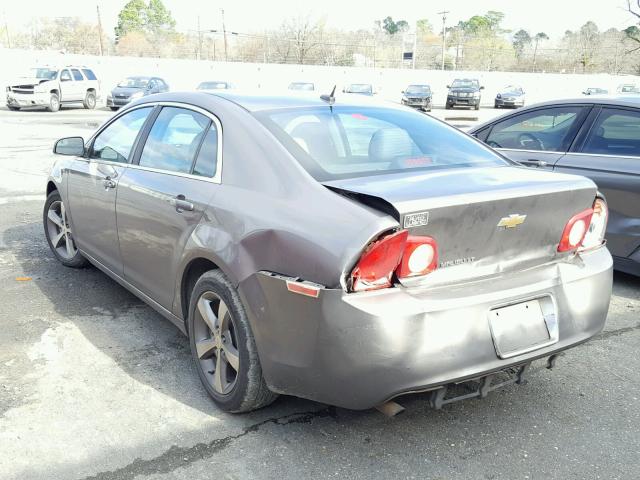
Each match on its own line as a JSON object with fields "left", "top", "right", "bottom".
{"left": 71, "top": 69, "right": 83, "bottom": 81}
{"left": 256, "top": 106, "right": 506, "bottom": 181}
{"left": 91, "top": 107, "right": 152, "bottom": 163}
{"left": 485, "top": 106, "right": 586, "bottom": 152}
{"left": 582, "top": 108, "right": 640, "bottom": 157}
{"left": 82, "top": 69, "right": 97, "bottom": 80}
{"left": 192, "top": 126, "right": 218, "bottom": 177}
{"left": 139, "top": 107, "right": 210, "bottom": 173}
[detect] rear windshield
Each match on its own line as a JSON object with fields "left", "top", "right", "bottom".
{"left": 255, "top": 106, "right": 507, "bottom": 181}
{"left": 198, "top": 81, "right": 229, "bottom": 90}
{"left": 347, "top": 84, "right": 372, "bottom": 93}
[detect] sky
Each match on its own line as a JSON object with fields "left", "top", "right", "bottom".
{"left": 1, "top": 0, "right": 636, "bottom": 41}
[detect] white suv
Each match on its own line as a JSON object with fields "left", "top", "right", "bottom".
{"left": 6, "top": 66, "right": 100, "bottom": 112}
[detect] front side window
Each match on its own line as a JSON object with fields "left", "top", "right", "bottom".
{"left": 90, "top": 107, "right": 152, "bottom": 163}
{"left": 485, "top": 106, "right": 586, "bottom": 152}
{"left": 138, "top": 107, "right": 210, "bottom": 173}
{"left": 60, "top": 70, "right": 72, "bottom": 82}
{"left": 256, "top": 106, "right": 507, "bottom": 181}
{"left": 582, "top": 108, "right": 640, "bottom": 157}
{"left": 71, "top": 69, "right": 83, "bottom": 81}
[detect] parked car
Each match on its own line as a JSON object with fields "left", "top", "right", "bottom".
{"left": 401, "top": 84, "right": 432, "bottom": 112}
{"left": 197, "top": 81, "right": 232, "bottom": 90}
{"left": 45, "top": 92, "right": 612, "bottom": 413}
{"left": 470, "top": 96, "right": 640, "bottom": 276}
{"left": 343, "top": 83, "right": 374, "bottom": 95}
{"left": 446, "top": 78, "right": 483, "bottom": 110}
{"left": 617, "top": 84, "right": 639, "bottom": 94}
{"left": 583, "top": 87, "right": 609, "bottom": 96}
{"left": 107, "top": 76, "right": 169, "bottom": 111}
{"left": 288, "top": 82, "right": 315, "bottom": 91}
{"left": 494, "top": 85, "right": 525, "bottom": 108}
{"left": 6, "top": 65, "right": 100, "bottom": 112}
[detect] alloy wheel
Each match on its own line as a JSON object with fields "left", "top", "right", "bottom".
{"left": 193, "top": 291, "right": 240, "bottom": 395}
{"left": 46, "top": 200, "right": 77, "bottom": 260}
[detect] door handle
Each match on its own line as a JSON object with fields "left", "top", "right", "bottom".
{"left": 103, "top": 177, "right": 117, "bottom": 189}
{"left": 524, "top": 159, "right": 548, "bottom": 168}
{"left": 170, "top": 195, "right": 194, "bottom": 212}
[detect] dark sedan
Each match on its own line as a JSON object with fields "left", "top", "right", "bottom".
{"left": 401, "top": 84, "right": 432, "bottom": 112}
{"left": 470, "top": 97, "right": 640, "bottom": 276}
{"left": 45, "top": 92, "right": 611, "bottom": 413}
{"left": 107, "top": 76, "right": 169, "bottom": 111}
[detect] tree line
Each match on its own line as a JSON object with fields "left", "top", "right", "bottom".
{"left": 2, "top": 0, "right": 640, "bottom": 75}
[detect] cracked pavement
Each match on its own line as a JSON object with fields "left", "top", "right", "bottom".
{"left": 0, "top": 106, "right": 639, "bottom": 480}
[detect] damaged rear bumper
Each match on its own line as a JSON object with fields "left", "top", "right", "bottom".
{"left": 239, "top": 247, "right": 612, "bottom": 410}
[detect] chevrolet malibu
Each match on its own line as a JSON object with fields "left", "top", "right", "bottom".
{"left": 44, "top": 92, "right": 612, "bottom": 413}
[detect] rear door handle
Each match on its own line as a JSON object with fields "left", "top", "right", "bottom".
{"left": 170, "top": 195, "right": 194, "bottom": 212}
{"left": 523, "top": 159, "right": 548, "bottom": 168}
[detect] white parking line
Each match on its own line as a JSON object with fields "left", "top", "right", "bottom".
{"left": 0, "top": 194, "right": 46, "bottom": 205}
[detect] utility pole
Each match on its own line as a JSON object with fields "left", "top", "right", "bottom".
{"left": 412, "top": 21, "right": 417, "bottom": 69}
{"left": 438, "top": 10, "right": 449, "bottom": 71}
{"left": 221, "top": 8, "right": 228, "bottom": 61}
{"left": 197, "top": 15, "right": 202, "bottom": 60}
{"left": 96, "top": 5, "right": 104, "bottom": 55}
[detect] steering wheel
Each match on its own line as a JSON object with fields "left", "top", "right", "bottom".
{"left": 518, "top": 133, "right": 544, "bottom": 150}
{"left": 487, "top": 140, "right": 501, "bottom": 148}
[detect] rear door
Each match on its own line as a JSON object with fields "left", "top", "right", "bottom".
{"left": 116, "top": 105, "right": 221, "bottom": 309}
{"left": 483, "top": 105, "right": 591, "bottom": 169}
{"left": 67, "top": 106, "right": 153, "bottom": 273}
{"left": 553, "top": 106, "right": 640, "bottom": 260}
{"left": 70, "top": 69, "right": 86, "bottom": 101}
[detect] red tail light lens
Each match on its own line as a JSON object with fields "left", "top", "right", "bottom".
{"left": 397, "top": 236, "right": 438, "bottom": 278}
{"left": 350, "top": 230, "right": 408, "bottom": 292}
{"left": 557, "top": 208, "right": 594, "bottom": 252}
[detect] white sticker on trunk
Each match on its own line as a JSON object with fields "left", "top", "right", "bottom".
{"left": 403, "top": 211, "right": 429, "bottom": 228}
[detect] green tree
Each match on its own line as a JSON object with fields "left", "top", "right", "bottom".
{"left": 146, "top": 0, "right": 176, "bottom": 36}
{"left": 512, "top": 29, "right": 531, "bottom": 60}
{"left": 115, "top": 0, "right": 147, "bottom": 42}
{"left": 379, "top": 17, "right": 409, "bottom": 36}
{"left": 625, "top": 0, "right": 640, "bottom": 51}
{"left": 532, "top": 31, "right": 549, "bottom": 71}
{"left": 417, "top": 19, "right": 432, "bottom": 35}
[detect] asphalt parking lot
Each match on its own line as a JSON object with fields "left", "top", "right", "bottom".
{"left": 1, "top": 105, "right": 639, "bottom": 480}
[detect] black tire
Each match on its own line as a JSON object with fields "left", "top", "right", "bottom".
{"left": 188, "top": 270, "right": 277, "bottom": 413}
{"left": 8, "top": 105, "right": 20, "bottom": 111}
{"left": 83, "top": 91, "right": 96, "bottom": 109}
{"left": 47, "top": 93, "right": 60, "bottom": 112}
{"left": 474, "top": 103, "right": 480, "bottom": 110}
{"left": 43, "top": 190, "right": 88, "bottom": 268}
{"left": 445, "top": 104, "right": 452, "bottom": 110}
{"left": 494, "top": 103, "right": 500, "bottom": 109}
{"left": 109, "top": 106, "right": 119, "bottom": 111}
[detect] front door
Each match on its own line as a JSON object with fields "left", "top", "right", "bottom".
{"left": 67, "top": 106, "right": 153, "bottom": 274}
{"left": 116, "top": 105, "right": 220, "bottom": 309}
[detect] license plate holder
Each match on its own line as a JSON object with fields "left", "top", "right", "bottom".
{"left": 488, "top": 297, "right": 558, "bottom": 359}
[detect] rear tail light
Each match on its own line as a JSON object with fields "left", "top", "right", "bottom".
{"left": 350, "top": 231, "right": 438, "bottom": 292}
{"left": 557, "top": 208, "right": 594, "bottom": 252}
{"left": 581, "top": 196, "right": 608, "bottom": 250}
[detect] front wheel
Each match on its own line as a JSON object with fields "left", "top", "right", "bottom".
{"left": 83, "top": 91, "right": 96, "bottom": 109}
{"left": 474, "top": 103, "right": 480, "bottom": 110}
{"left": 188, "top": 270, "right": 277, "bottom": 413}
{"left": 43, "top": 191, "right": 87, "bottom": 268}
{"left": 109, "top": 106, "right": 119, "bottom": 111}
{"left": 47, "top": 93, "right": 60, "bottom": 112}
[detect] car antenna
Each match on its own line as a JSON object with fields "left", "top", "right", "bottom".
{"left": 320, "top": 85, "right": 337, "bottom": 110}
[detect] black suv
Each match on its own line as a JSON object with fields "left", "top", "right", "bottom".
{"left": 401, "top": 84, "right": 432, "bottom": 112}
{"left": 446, "top": 78, "right": 483, "bottom": 110}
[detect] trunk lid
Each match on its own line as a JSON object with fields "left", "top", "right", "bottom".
{"left": 324, "top": 165, "right": 597, "bottom": 285}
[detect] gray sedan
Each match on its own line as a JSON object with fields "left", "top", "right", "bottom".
{"left": 45, "top": 92, "right": 612, "bottom": 413}
{"left": 470, "top": 97, "right": 640, "bottom": 276}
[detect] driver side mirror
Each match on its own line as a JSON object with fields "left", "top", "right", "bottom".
{"left": 53, "top": 137, "right": 85, "bottom": 156}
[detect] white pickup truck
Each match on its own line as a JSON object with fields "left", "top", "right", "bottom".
{"left": 6, "top": 66, "right": 100, "bottom": 112}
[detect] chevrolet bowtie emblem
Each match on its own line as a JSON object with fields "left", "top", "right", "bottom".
{"left": 497, "top": 214, "right": 527, "bottom": 229}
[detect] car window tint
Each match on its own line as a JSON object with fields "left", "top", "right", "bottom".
{"left": 60, "top": 70, "right": 71, "bottom": 82}
{"left": 486, "top": 106, "right": 584, "bottom": 152}
{"left": 139, "top": 107, "right": 210, "bottom": 173}
{"left": 91, "top": 107, "right": 152, "bottom": 163}
{"left": 71, "top": 69, "right": 83, "bottom": 81}
{"left": 192, "top": 126, "right": 218, "bottom": 177}
{"left": 82, "top": 69, "right": 97, "bottom": 80}
{"left": 583, "top": 108, "right": 640, "bottom": 157}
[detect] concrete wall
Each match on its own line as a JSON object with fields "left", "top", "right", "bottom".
{"left": 2, "top": 47, "right": 639, "bottom": 107}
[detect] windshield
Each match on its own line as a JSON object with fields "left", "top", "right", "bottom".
{"left": 406, "top": 85, "right": 430, "bottom": 94}
{"left": 118, "top": 77, "right": 149, "bottom": 88}
{"left": 347, "top": 84, "right": 372, "bottom": 93}
{"left": 30, "top": 68, "right": 57, "bottom": 80}
{"left": 289, "top": 83, "right": 315, "bottom": 91}
{"left": 502, "top": 86, "right": 522, "bottom": 94}
{"left": 198, "top": 81, "right": 229, "bottom": 90}
{"left": 451, "top": 79, "right": 479, "bottom": 89}
{"left": 256, "top": 106, "right": 506, "bottom": 181}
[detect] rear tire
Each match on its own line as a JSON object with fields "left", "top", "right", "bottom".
{"left": 47, "top": 93, "right": 60, "bottom": 112}
{"left": 109, "top": 106, "right": 119, "bottom": 111}
{"left": 83, "top": 91, "right": 96, "bottom": 109}
{"left": 8, "top": 105, "right": 20, "bottom": 111}
{"left": 43, "top": 190, "right": 88, "bottom": 268}
{"left": 188, "top": 270, "right": 277, "bottom": 413}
